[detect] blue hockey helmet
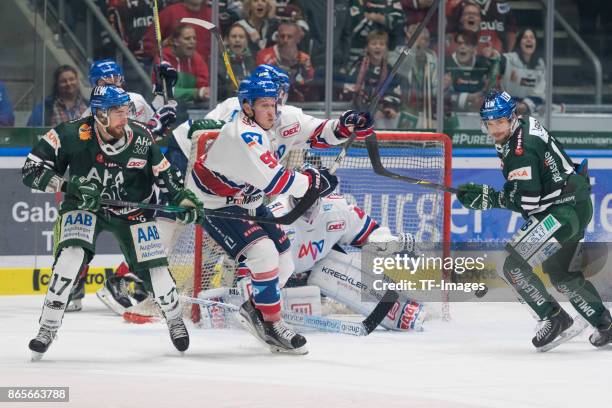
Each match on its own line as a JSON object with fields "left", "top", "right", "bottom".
{"left": 90, "top": 85, "right": 131, "bottom": 116}
{"left": 251, "top": 64, "right": 290, "bottom": 104}
{"left": 238, "top": 77, "right": 279, "bottom": 108}
{"left": 88, "top": 59, "right": 124, "bottom": 86}
{"left": 480, "top": 90, "right": 516, "bottom": 121}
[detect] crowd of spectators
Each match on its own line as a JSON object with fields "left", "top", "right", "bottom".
{"left": 5, "top": 0, "right": 551, "bottom": 130}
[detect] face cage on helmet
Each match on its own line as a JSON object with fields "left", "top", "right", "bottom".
{"left": 95, "top": 74, "right": 125, "bottom": 87}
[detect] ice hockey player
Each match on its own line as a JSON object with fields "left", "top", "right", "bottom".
{"left": 456, "top": 90, "right": 612, "bottom": 350}
{"left": 188, "top": 74, "right": 374, "bottom": 354}
{"left": 22, "top": 85, "right": 204, "bottom": 360}
{"left": 66, "top": 59, "right": 180, "bottom": 314}
{"left": 225, "top": 189, "right": 426, "bottom": 332}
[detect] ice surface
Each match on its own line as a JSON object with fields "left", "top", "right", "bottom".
{"left": 1, "top": 295, "right": 610, "bottom": 408}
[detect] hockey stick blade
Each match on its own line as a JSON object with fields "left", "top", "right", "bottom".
{"left": 365, "top": 135, "right": 458, "bottom": 193}
{"left": 362, "top": 289, "right": 399, "bottom": 334}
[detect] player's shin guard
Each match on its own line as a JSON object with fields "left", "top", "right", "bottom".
{"left": 250, "top": 269, "right": 281, "bottom": 321}
{"left": 38, "top": 247, "right": 87, "bottom": 330}
{"left": 149, "top": 266, "right": 189, "bottom": 352}
{"left": 30, "top": 246, "right": 86, "bottom": 359}
{"left": 502, "top": 254, "right": 560, "bottom": 320}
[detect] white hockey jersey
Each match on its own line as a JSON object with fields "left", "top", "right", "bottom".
{"left": 191, "top": 111, "right": 313, "bottom": 209}
{"left": 170, "top": 98, "right": 345, "bottom": 173}
{"left": 269, "top": 194, "right": 378, "bottom": 272}
{"left": 81, "top": 91, "right": 155, "bottom": 123}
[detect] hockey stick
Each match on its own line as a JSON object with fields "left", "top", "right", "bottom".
{"left": 184, "top": 288, "right": 398, "bottom": 336}
{"left": 180, "top": 17, "right": 239, "bottom": 90}
{"left": 152, "top": 0, "right": 169, "bottom": 103}
{"left": 330, "top": 0, "right": 440, "bottom": 174}
{"left": 100, "top": 188, "right": 319, "bottom": 225}
{"left": 365, "top": 136, "right": 458, "bottom": 194}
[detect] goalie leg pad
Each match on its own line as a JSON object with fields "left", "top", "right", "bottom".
{"left": 244, "top": 238, "right": 281, "bottom": 321}
{"left": 308, "top": 249, "right": 424, "bottom": 331}
{"left": 40, "top": 246, "right": 87, "bottom": 330}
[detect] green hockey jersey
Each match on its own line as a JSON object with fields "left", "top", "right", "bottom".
{"left": 22, "top": 116, "right": 185, "bottom": 218}
{"left": 496, "top": 115, "right": 590, "bottom": 217}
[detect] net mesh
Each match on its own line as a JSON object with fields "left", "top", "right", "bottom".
{"left": 130, "top": 132, "right": 451, "bottom": 322}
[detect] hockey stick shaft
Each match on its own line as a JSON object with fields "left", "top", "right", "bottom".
{"left": 180, "top": 17, "right": 239, "bottom": 90}
{"left": 183, "top": 296, "right": 367, "bottom": 336}
{"left": 330, "top": 1, "right": 440, "bottom": 175}
{"left": 100, "top": 192, "right": 318, "bottom": 225}
{"left": 364, "top": 135, "right": 458, "bottom": 193}
{"left": 153, "top": 0, "right": 168, "bottom": 103}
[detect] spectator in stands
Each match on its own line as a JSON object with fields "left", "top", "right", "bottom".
{"left": 237, "top": 0, "right": 278, "bottom": 57}
{"left": 275, "top": 1, "right": 310, "bottom": 52}
{"left": 347, "top": 0, "right": 405, "bottom": 67}
{"left": 143, "top": 0, "right": 212, "bottom": 63}
{"left": 447, "top": 0, "right": 516, "bottom": 55}
{"left": 212, "top": 0, "right": 244, "bottom": 34}
{"left": 0, "top": 81, "right": 15, "bottom": 126}
{"left": 218, "top": 23, "right": 256, "bottom": 100}
{"left": 154, "top": 24, "right": 210, "bottom": 115}
{"left": 256, "top": 21, "right": 314, "bottom": 102}
{"left": 340, "top": 30, "right": 401, "bottom": 120}
{"left": 444, "top": 30, "right": 497, "bottom": 112}
{"left": 500, "top": 28, "right": 546, "bottom": 115}
{"left": 27, "top": 65, "right": 88, "bottom": 127}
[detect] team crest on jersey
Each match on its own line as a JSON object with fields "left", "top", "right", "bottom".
{"left": 241, "top": 132, "right": 263, "bottom": 147}
{"left": 280, "top": 122, "right": 300, "bottom": 138}
{"left": 78, "top": 123, "right": 92, "bottom": 140}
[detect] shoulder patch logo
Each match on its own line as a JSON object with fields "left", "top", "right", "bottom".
{"left": 78, "top": 123, "right": 92, "bottom": 141}
{"left": 508, "top": 166, "right": 532, "bottom": 181}
{"left": 529, "top": 116, "right": 549, "bottom": 143}
{"left": 241, "top": 132, "right": 263, "bottom": 147}
{"left": 42, "top": 129, "right": 61, "bottom": 153}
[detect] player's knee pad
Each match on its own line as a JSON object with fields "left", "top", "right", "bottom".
{"left": 243, "top": 238, "right": 279, "bottom": 277}
{"left": 148, "top": 266, "right": 180, "bottom": 318}
{"left": 278, "top": 250, "right": 295, "bottom": 288}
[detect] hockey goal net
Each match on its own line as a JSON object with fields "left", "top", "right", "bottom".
{"left": 133, "top": 131, "right": 452, "bottom": 323}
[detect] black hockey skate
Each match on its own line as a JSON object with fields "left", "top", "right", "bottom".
{"left": 166, "top": 316, "right": 189, "bottom": 352}
{"left": 532, "top": 307, "right": 574, "bottom": 350}
{"left": 29, "top": 327, "right": 56, "bottom": 361}
{"left": 589, "top": 309, "right": 612, "bottom": 348}
{"left": 237, "top": 299, "right": 308, "bottom": 355}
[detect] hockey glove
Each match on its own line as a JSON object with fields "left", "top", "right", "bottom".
{"left": 187, "top": 119, "right": 226, "bottom": 139}
{"left": 457, "top": 183, "right": 504, "bottom": 210}
{"left": 336, "top": 110, "right": 375, "bottom": 140}
{"left": 171, "top": 188, "right": 205, "bottom": 225}
{"left": 153, "top": 62, "right": 178, "bottom": 98}
{"left": 65, "top": 176, "right": 101, "bottom": 211}
{"left": 302, "top": 166, "right": 338, "bottom": 198}
{"left": 148, "top": 100, "right": 178, "bottom": 138}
